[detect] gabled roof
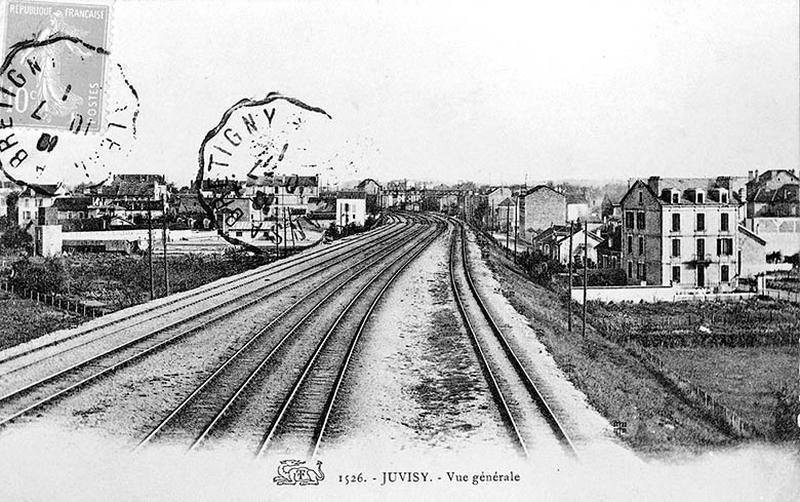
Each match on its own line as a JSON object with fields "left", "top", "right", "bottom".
{"left": 619, "top": 179, "right": 661, "bottom": 207}
{"left": 356, "top": 178, "right": 382, "bottom": 189}
{"left": 497, "top": 197, "right": 515, "bottom": 207}
{"left": 521, "top": 184, "right": 564, "bottom": 198}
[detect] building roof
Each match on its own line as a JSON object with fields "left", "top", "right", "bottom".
{"left": 249, "top": 174, "right": 318, "bottom": 188}
{"left": 521, "top": 184, "right": 564, "bottom": 198}
{"left": 356, "top": 178, "right": 382, "bottom": 189}
{"left": 336, "top": 191, "right": 367, "bottom": 199}
{"left": 532, "top": 224, "right": 602, "bottom": 245}
{"left": 20, "top": 184, "right": 64, "bottom": 197}
{"left": 54, "top": 196, "right": 92, "bottom": 211}
{"left": 623, "top": 178, "right": 740, "bottom": 207}
{"left": 750, "top": 183, "right": 799, "bottom": 204}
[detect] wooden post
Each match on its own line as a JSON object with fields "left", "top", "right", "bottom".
{"left": 513, "top": 194, "right": 518, "bottom": 262}
{"left": 162, "top": 198, "right": 169, "bottom": 297}
{"left": 583, "top": 224, "right": 588, "bottom": 338}
{"left": 568, "top": 221, "right": 573, "bottom": 332}
{"left": 148, "top": 208, "right": 154, "bottom": 301}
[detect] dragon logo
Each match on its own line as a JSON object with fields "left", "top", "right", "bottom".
{"left": 273, "top": 459, "right": 325, "bottom": 486}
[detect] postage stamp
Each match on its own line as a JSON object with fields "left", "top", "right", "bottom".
{"left": 0, "top": 3, "right": 137, "bottom": 193}
{"left": 3, "top": 0, "right": 110, "bottom": 132}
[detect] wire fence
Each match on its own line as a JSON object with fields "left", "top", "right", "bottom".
{"left": 0, "top": 282, "right": 106, "bottom": 319}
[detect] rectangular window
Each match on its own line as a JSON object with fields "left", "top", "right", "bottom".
{"left": 721, "top": 213, "right": 729, "bottom": 232}
{"left": 696, "top": 213, "right": 705, "bottom": 231}
{"left": 638, "top": 192, "right": 643, "bottom": 204}
{"left": 671, "top": 192, "right": 679, "bottom": 204}
{"left": 671, "top": 213, "right": 680, "bottom": 231}
{"left": 696, "top": 238, "right": 705, "bottom": 257}
{"left": 672, "top": 239, "right": 681, "bottom": 257}
{"left": 627, "top": 235, "right": 633, "bottom": 253}
{"left": 717, "top": 238, "right": 733, "bottom": 256}
{"left": 721, "top": 192, "right": 728, "bottom": 203}
{"left": 625, "top": 211, "right": 634, "bottom": 229}
{"left": 638, "top": 236, "right": 644, "bottom": 255}
{"left": 627, "top": 261, "right": 633, "bottom": 278}
{"left": 672, "top": 266, "right": 681, "bottom": 283}
{"left": 696, "top": 192, "right": 704, "bottom": 204}
{"left": 636, "top": 212, "right": 645, "bottom": 230}
{"left": 721, "top": 265, "right": 729, "bottom": 282}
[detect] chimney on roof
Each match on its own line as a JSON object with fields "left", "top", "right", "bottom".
{"left": 748, "top": 170, "right": 754, "bottom": 180}
{"left": 755, "top": 169, "right": 759, "bottom": 180}
{"left": 647, "top": 176, "right": 660, "bottom": 194}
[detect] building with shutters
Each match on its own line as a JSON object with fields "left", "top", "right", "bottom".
{"left": 620, "top": 177, "right": 742, "bottom": 290}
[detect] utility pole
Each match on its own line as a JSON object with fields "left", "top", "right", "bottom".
{"left": 567, "top": 220, "right": 573, "bottom": 332}
{"left": 505, "top": 200, "right": 510, "bottom": 257}
{"left": 161, "top": 198, "right": 169, "bottom": 297}
{"left": 282, "top": 207, "right": 288, "bottom": 256}
{"left": 147, "top": 207, "right": 154, "bottom": 301}
{"left": 583, "top": 222, "right": 588, "bottom": 338}
{"left": 274, "top": 200, "right": 279, "bottom": 258}
{"left": 513, "top": 193, "right": 518, "bottom": 262}
{"left": 288, "top": 209, "right": 296, "bottom": 249}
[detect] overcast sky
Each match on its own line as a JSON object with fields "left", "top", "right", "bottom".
{"left": 103, "top": 0, "right": 800, "bottom": 185}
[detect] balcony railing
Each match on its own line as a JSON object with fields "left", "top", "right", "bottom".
{"left": 689, "top": 253, "right": 713, "bottom": 264}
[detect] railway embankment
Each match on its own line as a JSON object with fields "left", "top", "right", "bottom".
{"left": 472, "top": 229, "right": 742, "bottom": 458}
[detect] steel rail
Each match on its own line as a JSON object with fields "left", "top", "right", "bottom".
{"left": 454, "top": 218, "right": 578, "bottom": 456}
{"left": 189, "top": 220, "right": 440, "bottom": 453}
{"left": 254, "top": 218, "right": 443, "bottom": 458}
{"left": 0, "top": 220, "right": 415, "bottom": 380}
{"left": 0, "top": 215, "right": 409, "bottom": 369}
{"left": 0, "top": 224, "right": 426, "bottom": 429}
{"left": 311, "top": 217, "right": 446, "bottom": 458}
{"left": 134, "top": 222, "right": 433, "bottom": 450}
{"left": 448, "top": 221, "right": 529, "bottom": 456}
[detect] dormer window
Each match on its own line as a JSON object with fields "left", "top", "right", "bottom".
{"left": 720, "top": 191, "right": 728, "bottom": 204}
{"left": 696, "top": 191, "right": 704, "bottom": 204}
{"left": 672, "top": 192, "right": 679, "bottom": 204}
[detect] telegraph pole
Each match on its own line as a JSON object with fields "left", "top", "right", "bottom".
{"left": 147, "top": 207, "right": 154, "bottom": 301}
{"left": 567, "top": 220, "right": 573, "bottom": 332}
{"left": 505, "top": 200, "right": 510, "bottom": 257}
{"left": 274, "top": 202, "right": 279, "bottom": 258}
{"left": 583, "top": 222, "right": 588, "bottom": 338}
{"left": 162, "top": 198, "right": 169, "bottom": 297}
{"left": 513, "top": 193, "right": 518, "bottom": 262}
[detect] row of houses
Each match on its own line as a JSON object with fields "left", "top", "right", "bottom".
{"left": 1, "top": 173, "right": 381, "bottom": 253}
{"left": 412, "top": 170, "right": 797, "bottom": 292}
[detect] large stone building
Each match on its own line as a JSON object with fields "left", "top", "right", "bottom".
{"left": 620, "top": 178, "right": 741, "bottom": 290}
{"left": 743, "top": 169, "right": 799, "bottom": 257}
{"left": 519, "top": 185, "right": 567, "bottom": 240}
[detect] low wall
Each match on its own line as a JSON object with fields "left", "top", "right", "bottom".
{"left": 572, "top": 285, "right": 756, "bottom": 303}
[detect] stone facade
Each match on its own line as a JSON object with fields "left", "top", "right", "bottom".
{"left": 519, "top": 185, "right": 567, "bottom": 240}
{"left": 621, "top": 178, "right": 742, "bottom": 290}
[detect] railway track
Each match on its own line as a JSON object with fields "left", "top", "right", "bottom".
{"left": 134, "top": 213, "right": 444, "bottom": 456}
{"left": 0, "top": 213, "right": 414, "bottom": 376}
{"left": 447, "top": 218, "right": 577, "bottom": 458}
{"left": 0, "top": 214, "right": 428, "bottom": 429}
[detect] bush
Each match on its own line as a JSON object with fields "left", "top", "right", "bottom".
{"left": 516, "top": 249, "right": 565, "bottom": 285}
{"left": 10, "top": 257, "right": 70, "bottom": 295}
{"left": 583, "top": 268, "right": 627, "bottom": 286}
{"left": 0, "top": 225, "right": 33, "bottom": 253}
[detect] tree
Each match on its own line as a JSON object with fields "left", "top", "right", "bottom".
{"left": 0, "top": 225, "right": 33, "bottom": 253}
{"left": 5, "top": 192, "right": 18, "bottom": 223}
